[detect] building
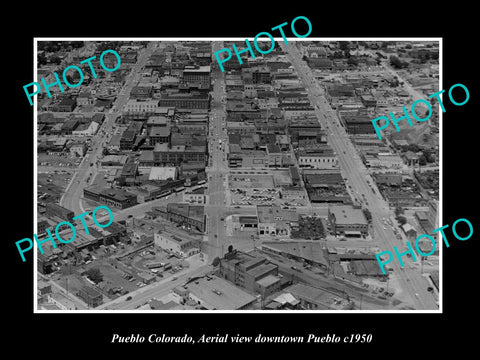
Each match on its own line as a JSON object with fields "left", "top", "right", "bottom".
{"left": 137, "top": 271, "right": 156, "bottom": 285}
{"left": 182, "top": 65, "right": 211, "bottom": 86}
{"left": 256, "top": 205, "right": 299, "bottom": 236}
{"left": 177, "top": 275, "right": 257, "bottom": 310}
{"left": 153, "top": 143, "right": 207, "bottom": 166}
{"left": 261, "top": 241, "right": 329, "bottom": 271}
{"left": 328, "top": 205, "right": 368, "bottom": 237}
{"left": 183, "top": 187, "right": 207, "bottom": 204}
{"left": 148, "top": 167, "right": 177, "bottom": 181}
{"left": 148, "top": 126, "right": 171, "bottom": 145}
{"left": 124, "top": 99, "right": 159, "bottom": 116}
{"left": 166, "top": 203, "right": 206, "bottom": 232}
{"left": 45, "top": 203, "right": 74, "bottom": 222}
{"left": 72, "top": 121, "right": 99, "bottom": 136}
{"left": 297, "top": 145, "right": 338, "bottom": 169}
{"left": 158, "top": 92, "right": 210, "bottom": 109}
{"left": 218, "top": 249, "right": 282, "bottom": 297}
{"left": 154, "top": 231, "right": 200, "bottom": 257}
{"left": 47, "top": 292, "right": 76, "bottom": 310}
{"left": 69, "top": 142, "right": 87, "bottom": 157}
{"left": 77, "top": 286, "right": 103, "bottom": 308}
{"left": 283, "top": 283, "right": 354, "bottom": 310}
{"left": 83, "top": 186, "right": 138, "bottom": 209}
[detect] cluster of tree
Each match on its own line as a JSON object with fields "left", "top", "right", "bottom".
{"left": 85, "top": 267, "right": 103, "bottom": 284}
{"left": 389, "top": 55, "right": 409, "bottom": 69}
{"left": 396, "top": 215, "right": 407, "bottom": 225}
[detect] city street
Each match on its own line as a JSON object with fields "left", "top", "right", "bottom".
{"left": 281, "top": 42, "right": 437, "bottom": 310}
{"left": 60, "top": 43, "right": 159, "bottom": 221}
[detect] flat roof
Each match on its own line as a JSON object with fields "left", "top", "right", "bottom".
{"left": 149, "top": 167, "right": 176, "bottom": 180}
{"left": 256, "top": 274, "right": 281, "bottom": 287}
{"left": 285, "top": 283, "right": 349, "bottom": 310}
{"left": 262, "top": 241, "right": 329, "bottom": 267}
{"left": 185, "top": 276, "right": 256, "bottom": 310}
{"left": 329, "top": 205, "right": 367, "bottom": 225}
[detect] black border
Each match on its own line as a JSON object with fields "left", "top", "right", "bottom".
{"left": 7, "top": 5, "right": 478, "bottom": 354}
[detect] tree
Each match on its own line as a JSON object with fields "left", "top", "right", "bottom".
{"left": 394, "top": 206, "right": 404, "bottom": 216}
{"left": 212, "top": 257, "right": 220, "bottom": 267}
{"left": 389, "top": 55, "right": 408, "bottom": 69}
{"left": 347, "top": 57, "right": 358, "bottom": 66}
{"left": 418, "top": 154, "right": 427, "bottom": 166}
{"left": 85, "top": 267, "right": 103, "bottom": 284}
{"left": 339, "top": 42, "right": 350, "bottom": 51}
{"left": 396, "top": 215, "right": 407, "bottom": 225}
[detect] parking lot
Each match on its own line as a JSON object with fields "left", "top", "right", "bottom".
{"left": 38, "top": 152, "right": 82, "bottom": 168}
{"left": 38, "top": 171, "right": 73, "bottom": 203}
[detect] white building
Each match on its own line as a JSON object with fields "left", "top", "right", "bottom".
{"left": 154, "top": 231, "right": 200, "bottom": 258}
{"left": 72, "top": 121, "right": 99, "bottom": 136}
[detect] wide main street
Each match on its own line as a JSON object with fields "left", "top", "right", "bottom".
{"left": 204, "top": 41, "right": 230, "bottom": 259}
{"left": 281, "top": 42, "right": 437, "bottom": 310}
{"left": 60, "top": 43, "right": 158, "bottom": 219}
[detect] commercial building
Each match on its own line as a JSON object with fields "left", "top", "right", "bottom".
{"left": 261, "top": 241, "right": 329, "bottom": 271}
{"left": 45, "top": 203, "right": 74, "bottom": 222}
{"left": 158, "top": 92, "right": 210, "bottom": 109}
{"left": 47, "top": 292, "right": 76, "bottom": 310}
{"left": 182, "top": 65, "right": 211, "bottom": 86}
{"left": 328, "top": 205, "right": 369, "bottom": 237}
{"left": 297, "top": 145, "right": 338, "bottom": 169}
{"left": 183, "top": 187, "right": 207, "bottom": 204}
{"left": 256, "top": 205, "right": 299, "bottom": 236}
{"left": 154, "top": 231, "right": 200, "bottom": 257}
{"left": 84, "top": 185, "right": 138, "bottom": 209}
{"left": 77, "top": 286, "right": 103, "bottom": 308}
{"left": 175, "top": 275, "right": 257, "bottom": 310}
{"left": 153, "top": 143, "right": 207, "bottom": 166}
{"left": 218, "top": 249, "right": 282, "bottom": 298}
{"left": 283, "top": 283, "right": 354, "bottom": 310}
{"left": 166, "top": 203, "right": 206, "bottom": 232}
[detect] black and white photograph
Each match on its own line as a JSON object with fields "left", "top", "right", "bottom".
{"left": 6, "top": 6, "right": 478, "bottom": 353}
{"left": 31, "top": 38, "right": 442, "bottom": 312}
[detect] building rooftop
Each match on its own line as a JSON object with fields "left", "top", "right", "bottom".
{"left": 149, "top": 167, "right": 176, "bottom": 181}
{"left": 256, "top": 274, "right": 281, "bottom": 287}
{"left": 329, "top": 205, "right": 367, "bottom": 225}
{"left": 285, "top": 283, "right": 350, "bottom": 310}
{"left": 262, "top": 241, "right": 329, "bottom": 268}
{"left": 184, "top": 275, "right": 256, "bottom": 310}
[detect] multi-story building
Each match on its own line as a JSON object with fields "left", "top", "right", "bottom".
{"left": 83, "top": 186, "right": 138, "bottom": 209}
{"left": 328, "top": 205, "right": 369, "bottom": 237}
{"left": 297, "top": 145, "right": 338, "bottom": 169}
{"left": 182, "top": 65, "right": 211, "bottom": 86}
{"left": 218, "top": 249, "right": 282, "bottom": 298}
{"left": 45, "top": 203, "right": 74, "bottom": 222}
{"left": 158, "top": 92, "right": 210, "bottom": 109}
{"left": 77, "top": 286, "right": 103, "bottom": 308}
{"left": 149, "top": 126, "right": 171, "bottom": 146}
{"left": 166, "top": 203, "right": 206, "bottom": 232}
{"left": 153, "top": 143, "right": 207, "bottom": 166}
{"left": 123, "top": 99, "right": 159, "bottom": 120}
{"left": 154, "top": 231, "right": 200, "bottom": 257}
